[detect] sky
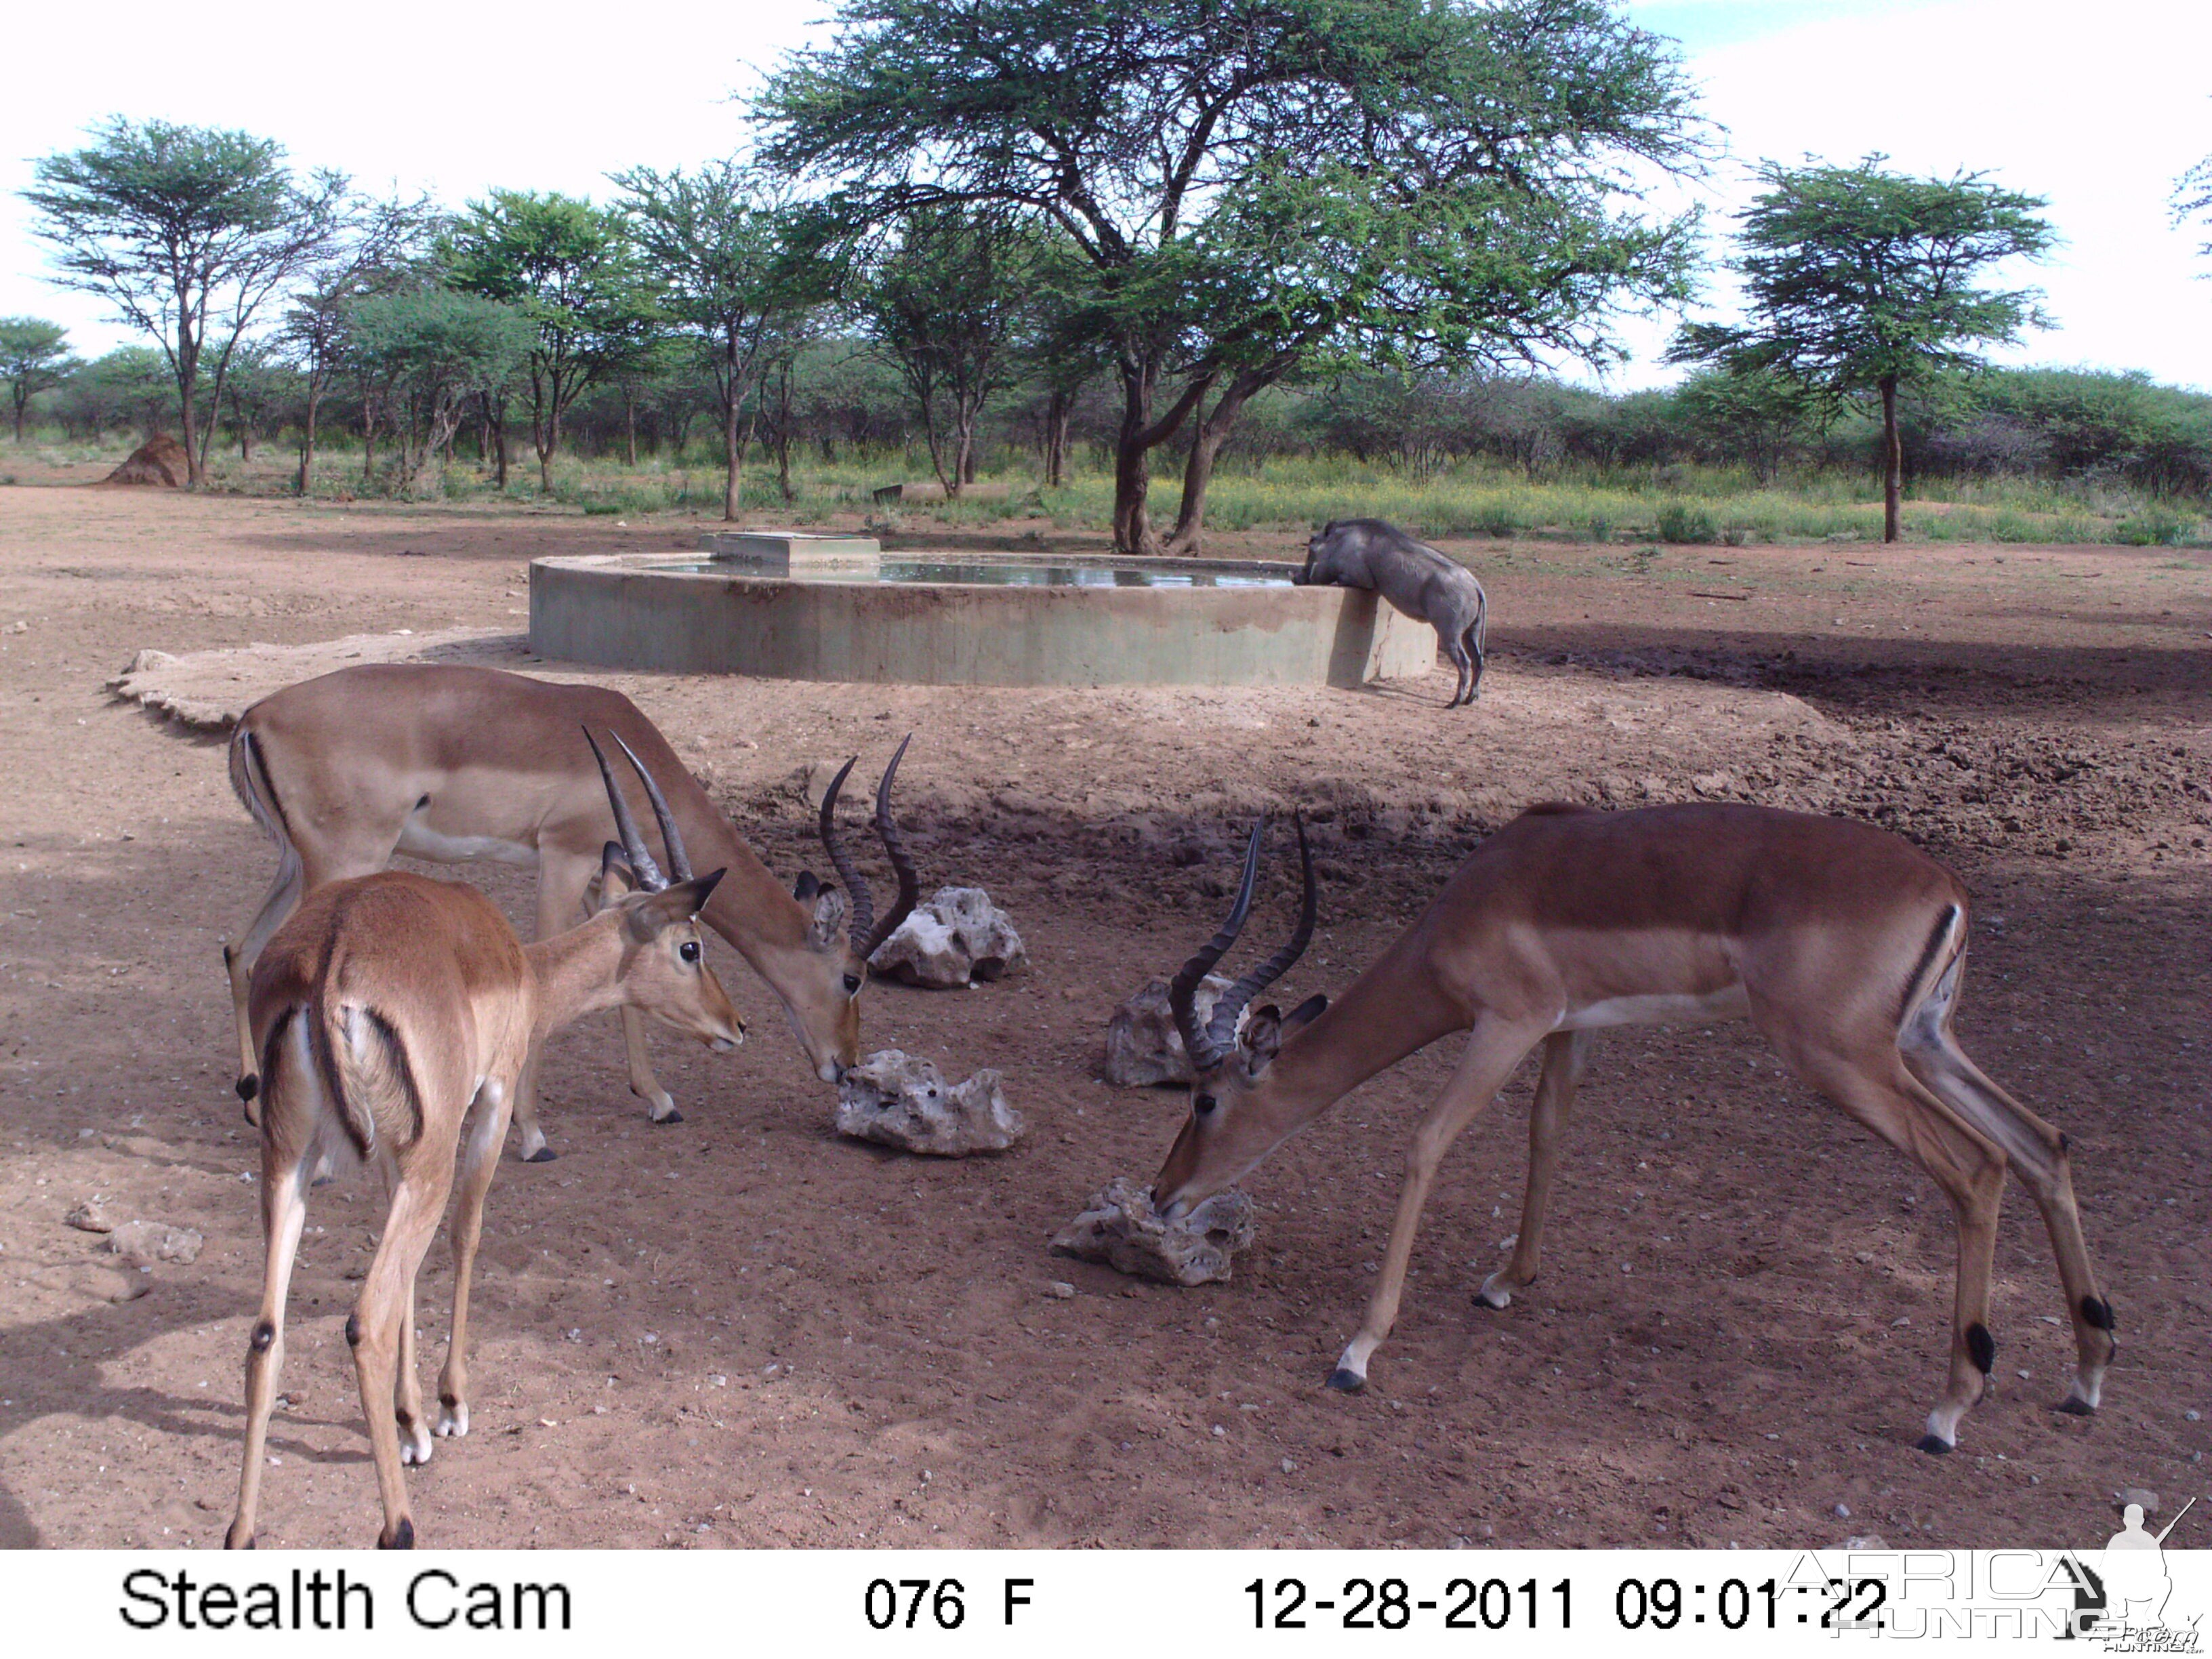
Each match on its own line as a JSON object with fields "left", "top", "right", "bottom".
{"left": 1, "top": 0, "right": 2206, "bottom": 392}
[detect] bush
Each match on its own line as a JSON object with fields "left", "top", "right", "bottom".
{"left": 2113, "top": 503, "right": 2198, "bottom": 546}
{"left": 1655, "top": 501, "right": 1718, "bottom": 544}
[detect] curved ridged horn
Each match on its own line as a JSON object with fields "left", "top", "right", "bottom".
{"left": 610, "top": 731, "right": 694, "bottom": 881}
{"left": 1206, "top": 811, "right": 1317, "bottom": 1053}
{"left": 817, "top": 755, "right": 873, "bottom": 951}
{"left": 863, "top": 733, "right": 920, "bottom": 958}
{"left": 583, "top": 728, "right": 665, "bottom": 892}
{"left": 1166, "top": 819, "right": 1266, "bottom": 1075}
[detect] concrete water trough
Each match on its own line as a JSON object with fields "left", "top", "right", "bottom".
{"left": 529, "top": 535, "right": 1435, "bottom": 689}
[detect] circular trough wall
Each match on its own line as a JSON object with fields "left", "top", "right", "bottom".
{"left": 529, "top": 552, "right": 1437, "bottom": 689}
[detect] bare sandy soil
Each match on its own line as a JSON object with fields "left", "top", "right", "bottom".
{"left": 0, "top": 480, "right": 2207, "bottom": 1551}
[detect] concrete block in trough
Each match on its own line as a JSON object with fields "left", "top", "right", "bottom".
{"left": 1051, "top": 1176, "right": 1256, "bottom": 1286}
{"left": 835, "top": 1049, "right": 1024, "bottom": 1156}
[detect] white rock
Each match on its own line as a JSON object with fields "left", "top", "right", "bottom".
{"left": 834, "top": 1050, "right": 1024, "bottom": 1155}
{"left": 1101, "top": 975, "right": 1248, "bottom": 1088}
{"left": 868, "top": 887, "right": 1027, "bottom": 989}
{"left": 106, "top": 1221, "right": 203, "bottom": 1266}
{"left": 1051, "top": 1176, "right": 1256, "bottom": 1286}
{"left": 64, "top": 1198, "right": 116, "bottom": 1234}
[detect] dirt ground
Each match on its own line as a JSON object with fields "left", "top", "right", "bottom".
{"left": 0, "top": 473, "right": 2207, "bottom": 1552}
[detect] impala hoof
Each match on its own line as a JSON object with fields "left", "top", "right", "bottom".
{"left": 1914, "top": 1433, "right": 1954, "bottom": 1456}
{"left": 1325, "top": 1367, "right": 1366, "bottom": 1394}
{"left": 652, "top": 1109, "right": 684, "bottom": 1126}
{"left": 2054, "top": 1396, "right": 2095, "bottom": 1417}
{"left": 224, "top": 1527, "right": 255, "bottom": 1549}
{"left": 378, "top": 1517, "right": 415, "bottom": 1550}
{"left": 1473, "top": 1281, "right": 1512, "bottom": 1311}
{"left": 523, "top": 1147, "right": 557, "bottom": 1164}
{"left": 436, "top": 1400, "right": 470, "bottom": 1439}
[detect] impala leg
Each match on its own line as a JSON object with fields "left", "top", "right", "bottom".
{"left": 1479, "top": 1029, "right": 1593, "bottom": 1310}
{"left": 225, "top": 1133, "right": 314, "bottom": 1549}
{"left": 393, "top": 1268, "right": 432, "bottom": 1468}
{"left": 1329, "top": 1018, "right": 1543, "bottom": 1393}
{"left": 350, "top": 1159, "right": 455, "bottom": 1549}
{"left": 623, "top": 1007, "right": 680, "bottom": 1124}
{"left": 1904, "top": 1030, "right": 2116, "bottom": 1414}
{"left": 437, "top": 1078, "right": 515, "bottom": 1442}
{"left": 223, "top": 846, "right": 304, "bottom": 1118}
{"left": 1771, "top": 1033, "right": 2007, "bottom": 1452}
{"left": 511, "top": 848, "right": 604, "bottom": 1162}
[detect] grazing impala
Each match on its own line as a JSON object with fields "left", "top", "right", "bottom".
{"left": 1153, "top": 804, "right": 2114, "bottom": 1454}
{"left": 227, "top": 733, "right": 740, "bottom": 1548}
{"left": 222, "top": 663, "right": 918, "bottom": 1159}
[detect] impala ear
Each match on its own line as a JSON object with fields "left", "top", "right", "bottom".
{"left": 1284, "top": 992, "right": 1328, "bottom": 1033}
{"left": 794, "top": 870, "right": 819, "bottom": 901}
{"left": 593, "top": 841, "right": 637, "bottom": 910}
{"left": 1243, "top": 1004, "right": 1286, "bottom": 1068}
{"left": 621, "top": 869, "right": 726, "bottom": 941}
{"left": 806, "top": 882, "right": 848, "bottom": 950}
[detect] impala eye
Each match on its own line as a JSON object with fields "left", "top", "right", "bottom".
{"left": 679, "top": 940, "right": 701, "bottom": 964}
{"left": 1194, "top": 1094, "right": 1217, "bottom": 1116}
{"left": 843, "top": 973, "right": 863, "bottom": 995}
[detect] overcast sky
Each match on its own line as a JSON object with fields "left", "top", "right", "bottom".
{"left": 1, "top": 0, "right": 2205, "bottom": 391}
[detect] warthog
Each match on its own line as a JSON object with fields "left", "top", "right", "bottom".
{"left": 1296, "top": 518, "right": 1488, "bottom": 706}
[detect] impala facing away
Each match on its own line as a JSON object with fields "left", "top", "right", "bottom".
{"left": 222, "top": 663, "right": 918, "bottom": 1159}
{"left": 228, "top": 732, "right": 740, "bottom": 1549}
{"left": 1153, "top": 803, "right": 2114, "bottom": 1454}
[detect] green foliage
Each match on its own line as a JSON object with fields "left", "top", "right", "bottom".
{"left": 347, "top": 289, "right": 533, "bottom": 493}
{"left": 0, "top": 316, "right": 81, "bottom": 440}
{"left": 21, "top": 118, "right": 349, "bottom": 478}
{"left": 1670, "top": 155, "right": 2055, "bottom": 399}
{"left": 441, "top": 190, "right": 661, "bottom": 485}
{"left": 762, "top": 0, "right": 1711, "bottom": 548}
{"left": 1654, "top": 501, "right": 1718, "bottom": 543}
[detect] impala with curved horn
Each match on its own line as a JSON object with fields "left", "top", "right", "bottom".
{"left": 228, "top": 731, "right": 739, "bottom": 1548}
{"left": 1153, "top": 802, "right": 2114, "bottom": 1454}
{"left": 221, "top": 663, "right": 920, "bottom": 1160}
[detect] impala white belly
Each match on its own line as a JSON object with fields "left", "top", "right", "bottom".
{"left": 394, "top": 820, "right": 539, "bottom": 867}
{"left": 1556, "top": 983, "right": 1750, "bottom": 1031}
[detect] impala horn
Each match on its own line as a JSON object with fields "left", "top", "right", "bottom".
{"left": 1206, "top": 812, "right": 1316, "bottom": 1056}
{"left": 818, "top": 735, "right": 922, "bottom": 960}
{"left": 610, "top": 732, "right": 695, "bottom": 881}
{"left": 1167, "top": 820, "right": 1267, "bottom": 1074}
{"left": 583, "top": 728, "right": 665, "bottom": 892}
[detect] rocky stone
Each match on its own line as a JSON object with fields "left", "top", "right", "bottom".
{"left": 2118, "top": 1487, "right": 2160, "bottom": 1514}
{"left": 1050, "top": 1176, "right": 1256, "bottom": 1286}
{"left": 834, "top": 1050, "right": 1024, "bottom": 1155}
{"left": 105, "top": 1220, "right": 203, "bottom": 1267}
{"left": 869, "top": 887, "right": 1027, "bottom": 989}
{"left": 64, "top": 1197, "right": 116, "bottom": 1233}
{"left": 1102, "top": 974, "right": 1248, "bottom": 1088}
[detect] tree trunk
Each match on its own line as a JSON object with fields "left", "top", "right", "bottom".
{"left": 623, "top": 386, "right": 637, "bottom": 467}
{"left": 775, "top": 363, "right": 796, "bottom": 504}
{"left": 13, "top": 392, "right": 26, "bottom": 444}
{"left": 722, "top": 392, "right": 743, "bottom": 521}
{"left": 1880, "top": 375, "right": 1902, "bottom": 545}
{"left": 1111, "top": 357, "right": 1213, "bottom": 555}
{"left": 1163, "top": 375, "right": 1263, "bottom": 554}
{"left": 297, "top": 384, "right": 322, "bottom": 495}
{"left": 1044, "top": 388, "right": 1069, "bottom": 489}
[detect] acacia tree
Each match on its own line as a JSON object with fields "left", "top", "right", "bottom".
{"left": 442, "top": 191, "right": 659, "bottom": 492}
{"left": 1670, "top": 155, "right": 2054, "bottom": 543}
{"left": 2175, "top": 148, "right": 2212, "bottom": 266}
{"left": 281, "top": 194, "right": 436, "bottom": 493}
{"left": 0, "top": 318, "right": 81, "bottom": 443}
{"left": 346, "top": 290, "right": 533, "bottom": 496}
{"left": 612, "top": 162, "right": 795, "bottom": 518}
{"left": 760, "top": 0, "right": 1704, "bottom": 552}
{"left": 859, "top": 207, "right": 1031, "bottom": 496}
{"left": 22, "top": 119, "right": 347, "bottom": 484}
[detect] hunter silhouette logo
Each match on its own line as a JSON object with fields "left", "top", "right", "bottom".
{"left": 2059, "top": 1494, "right": 2200, "bottom": 1647}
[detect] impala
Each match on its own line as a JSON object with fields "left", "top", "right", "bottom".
{"left": 228, "top": 732, "right": 740, "bottom": 1548}
{"left": 222, "top": 663, "right": 918, "bottom": 1159}
{"left": 1152, "top": 803, "right": 2114, "bottom": 1454}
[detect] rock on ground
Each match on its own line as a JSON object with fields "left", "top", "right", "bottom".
{"left": 105, "top": 1220, "right": 203, "bottom": 1266}
{"left": 1103, "top": 973, "right": 1250, "bottom": 1087}
{"left": 834, "top": 1049, "right": 1024, "bottom": 1155}
{"left": 868, "top": 887, "right": 1027, "bottom": 989}
{"left": 64, "top": 1198, "right": 115, "bottom": 1233}
{"left": 1050, "top": 1176, "right": 1256, "bottom": 1286}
